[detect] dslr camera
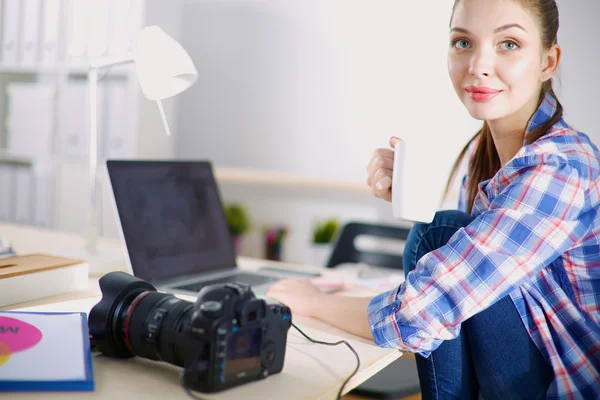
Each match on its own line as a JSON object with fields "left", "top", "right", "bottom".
{"left": 88, "top": 271, "right": 292, "bottom": 393}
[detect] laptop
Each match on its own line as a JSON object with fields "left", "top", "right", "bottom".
{"left": 106, "top": 160, "right": 316, "bottom": 296}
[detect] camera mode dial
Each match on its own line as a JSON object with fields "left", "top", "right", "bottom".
{"left": 200, "top": 300, "right": 223, "bottom": 319}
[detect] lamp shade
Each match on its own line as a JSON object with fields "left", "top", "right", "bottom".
{"left": 134, "top": 26, "right": 198, "bottom": 100}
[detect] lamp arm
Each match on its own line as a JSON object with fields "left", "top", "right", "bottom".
{"left": 156, "top": 100, "right": 172, "bottom": 136}
{"left": 89, "top": 53, "right": 135, "bottom": 69}
{"left": 86, "top": 68, "right": 100, "bottom": 254}
{"left": 85, "top": 53, "right": 135, "bottom": 254}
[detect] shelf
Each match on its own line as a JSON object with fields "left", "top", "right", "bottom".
{"left": 0, "top": 64, "right": 134, "bottom": 76}
{"left": 0, "top": 153, "right": 371, "bottom": 193}
{"left": 214, "top": 166, "right": 371, "bottom": 194}
{"left": 0, "top": 150, "right": 33, "bottom": 166}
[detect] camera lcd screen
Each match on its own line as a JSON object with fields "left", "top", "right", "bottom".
{"left": 224, "top": 327, "right": 262, "bottom": 380}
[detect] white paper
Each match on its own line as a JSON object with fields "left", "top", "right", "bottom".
{"left": 0, "top": 312, "right": 87, "bottom": 381}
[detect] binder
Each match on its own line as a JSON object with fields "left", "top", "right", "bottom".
{"left": 13, "top": 167, "right": 33, "bottom": 225}
{"left": 54, "top": 162, "right": 89, "bottom": 233}
{"left": 57, "top": 82, "right": 88, "bottom": 162}
{"left": 20, "top": 0, "right": 42, "bottom": 67}
{"left": 31, "top": 160, "right": 55, "bottom": 228}
{"left": 39, "top": 0, "right": 61, "bottom": 67}
{"left": 0, "top": 164, "right": 15, "bottom": 222}
{"left": 129, "top": 0, "right": 145, "bottom": 51}
{"left": 5, "top": 83, "right": 56, "bottom": 158}
{"left": 87, "top": 0, "right": 108, "bottom": 58}
{"left": 102, "top": 80, "right": 129, "bottom": 159}
{"left": 108, "top": 0, "right": 132, "bottom": 55}
{"left": 65, "top": 0, "right": 87, "bottom": 67}
{"left": 58, "top": 82, "right": 107, "bottom": 163}
{"left": 1, "top": 0, "right": 21, "bottom": 66}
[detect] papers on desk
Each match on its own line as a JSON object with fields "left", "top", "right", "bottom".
{"left": 325, "top": 263, "right": 406, "bottom": 292}
{"left": 0, "top": 311, "right": 94, "bottom": 391}
{"left": 347, "top": 273, "right": 405, "bottom": 292}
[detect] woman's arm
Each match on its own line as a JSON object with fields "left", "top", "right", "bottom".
{"left": 311, "top": 293, "right": 374, "bottom": 340}
{"left": 266, "top": 279, "right": 374, "bottom": 340}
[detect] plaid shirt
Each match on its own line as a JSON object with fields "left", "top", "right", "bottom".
{"left": 368, "top": 93, "right": 600, "bottom": 398}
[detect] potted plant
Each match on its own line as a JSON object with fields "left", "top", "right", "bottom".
{"left": 224, "top": 203, "right": 250, "bottom": 254}
{"left": 310, "top": 218, "right": 340, "bottom": 267}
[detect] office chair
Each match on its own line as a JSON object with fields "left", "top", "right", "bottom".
{"left": 326, "top": 221, "right": 421, "bottom": 399}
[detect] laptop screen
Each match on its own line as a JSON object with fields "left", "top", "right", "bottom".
{"left": 106, "top": 160, "right": 237, "bottom": 283}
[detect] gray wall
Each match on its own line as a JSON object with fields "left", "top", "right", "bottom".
{"left": 172, "top": 0, "right": 600, "bottom": 263}
{"left": 555, "top": 0, "right": 599, "bottom": 138}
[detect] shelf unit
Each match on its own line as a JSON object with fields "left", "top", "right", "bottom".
{"left": 0, "top": 0, "right": 150, "bottom": 234}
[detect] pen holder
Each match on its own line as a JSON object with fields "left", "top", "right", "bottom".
{"left": 264, "top": 226, "right": 287, "bottom": 261}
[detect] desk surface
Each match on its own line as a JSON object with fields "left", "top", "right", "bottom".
{"left": 0, "top": 223, "right": 402, "bottom": 400}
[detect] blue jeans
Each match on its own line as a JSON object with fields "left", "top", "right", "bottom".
{"left": 403, "top": 210, "right": 553, "bottom": 400}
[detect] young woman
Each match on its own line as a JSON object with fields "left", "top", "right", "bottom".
{"left": 266, "top": 0, "right": 600, "bottom": 398}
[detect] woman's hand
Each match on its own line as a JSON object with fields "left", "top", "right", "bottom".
{"left": 265, "top": 279, "right": 326, "bottom": 318}
{"left": 367, "top": 136, "right": 402, "bottom": 202}
{"left": 267, "top": 279, "right": 375, "bottom": 340}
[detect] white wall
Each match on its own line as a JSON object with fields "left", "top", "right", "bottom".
{"left": 555, "top": 0, "right": 600, "bottom": 142}
{"left": 175, "top": 1, "right": 478, "bottom": 183}
{"left": 170, "top": 0, "right": 600, "bottom": 263}
{"left": 173, "top": 1, "right": 478, "bottom": 262}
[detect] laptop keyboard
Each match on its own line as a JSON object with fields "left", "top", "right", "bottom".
{"left": 174, "top": 272, "right": 278, "bottom": 293}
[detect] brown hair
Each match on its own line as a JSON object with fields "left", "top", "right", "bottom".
{"left": 444, "top": 0, "right": 564, "bottom": 213}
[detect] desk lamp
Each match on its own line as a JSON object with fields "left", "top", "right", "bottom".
{"left": 84, "top": 26, "right": 198, "bottom": 275}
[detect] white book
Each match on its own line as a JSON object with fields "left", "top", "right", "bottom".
{"left": 20, "top": 0, "right": 42, "bottom": 67}
{"left": 39, "top": 0, "right": 62, "bottom": 67}
{"left": 107, "top": 0, "right": 131, "bottom": 55}
{"left": 0, "top": 254, "right": 88, "bottom": 308}
{"left": 54, "top": 162, "right": 89, "bottom": 233}
{"left": 1, "top": 0, "right": 22, "bottom": 66}
{"left": 31, "top": 160, "right": 55, "bottom": 228}
{"left": 5, "top": 82, "right": 56, "bottom": 158}
{"left": 65, "top": 0, "right": 88, "bottom": 68}
{"left": 13, "top": 167, "right": 33, "bottom": 225}
{"left": 87, "top": 0, "right": 109, "bottom": 58}
{"left": 57, "top": 82, "right": 88, "bottom": 162}
{"left": 102, "top": 80, "right": 129, "bottom": 159}
{"left": 0, "top": 164, "right": 15, "bottom": 222}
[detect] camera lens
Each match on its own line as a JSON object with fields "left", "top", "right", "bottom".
{"left": 89, "top": 272, "right": 197, "bottom": 367}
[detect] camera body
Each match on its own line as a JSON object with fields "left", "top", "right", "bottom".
{"left": 183, "top": 282, "right": 291, "bottom": 392}
{"left": 88, "top": 272, "right": 291, "bottom": 393}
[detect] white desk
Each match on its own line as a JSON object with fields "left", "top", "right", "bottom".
{"left": 0, "top": 223, "right": 402, "bottom": 400}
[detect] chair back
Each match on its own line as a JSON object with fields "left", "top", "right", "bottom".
{"left": 326, "top": 222, "right": 410, "bottom": 270}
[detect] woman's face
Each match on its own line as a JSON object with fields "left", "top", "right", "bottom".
{"left": 448, "top": 0, "right": 547, "bottom": 122}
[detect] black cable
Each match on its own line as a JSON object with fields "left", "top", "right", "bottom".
{"left": 180, "top": 371, "right": 206, "bottom": 400}
{"left": 291, "top": 322, "right": 361, "bottom": 400}
{"left": 180, "top": 323, "right": 361, "bottom": 400}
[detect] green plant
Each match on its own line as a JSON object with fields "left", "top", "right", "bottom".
{"left": 312, "top": 218, "right": 340, "bottom": 244}
{"left": 224, "top": 203, "right": 250, "bottom": 236}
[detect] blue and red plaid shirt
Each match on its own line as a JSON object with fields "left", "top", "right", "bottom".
{"left": 368, "top": 93, "right": 600, "bottom": 398}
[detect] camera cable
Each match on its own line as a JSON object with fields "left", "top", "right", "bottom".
{"left": 180, "top": 323, "right": 361, "bottom": 400}
{"left": 291, "top": 322, "right": 361, "bottom": 400}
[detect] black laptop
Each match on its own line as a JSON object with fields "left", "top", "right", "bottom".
{"left": 106, "top": 160, "right": 310, "bottom": 296}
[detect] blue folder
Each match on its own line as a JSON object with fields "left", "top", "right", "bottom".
{"left": 0, "top": 311, "right": 94, "bottom": 392}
